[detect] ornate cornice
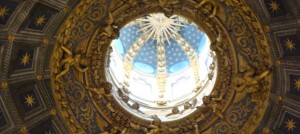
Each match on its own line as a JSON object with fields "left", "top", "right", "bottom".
{"left": 51, "top": 0, "right": 272, "bottom": 133}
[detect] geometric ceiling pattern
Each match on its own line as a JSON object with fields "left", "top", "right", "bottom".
{"left": 119, "top": 23, "right": 207, "bottom": 74}
{"left": 0, "top": 0, "right": 299, "bottom": 134}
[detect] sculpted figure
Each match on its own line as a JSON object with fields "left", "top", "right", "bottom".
{"left": 158, "top": 0, "right": 180, "bottom": 17}
{"left": 234, "top": 69, "right": 270, "bottom": 93}
{"left": 208, "top": 72, "right": 214, "bottom": 80}
{"left": 181, "top": 102, "right": 192, "bottom": 113}
{"left": 88, "top": 82, "right": 116, "bottom": 112}
{"left": 147, "top": 115, "right": 161, "bottom": 134}
{"left": 211, "top": 89, "right": 224, "bottom": 102}
{"left": 147, "top": 125, "right": 160, "bottom": 134}
{"left": 130, "top": 122, "right": 148, "bottom": 133}
{"left": 210, "top": 29, "right": 226, "bottom": 55}
{"left": 56, "top": 44, "right": 88, "bottom": 80}
{"left": 234, "top": 69, "right": 270, "bottom": 103}
{"left": 209, "top": 62, "right": 216, "bottom": 70}
{"left": 87, "top": 82, "right": 113, "bottom": 97}
{"left": 196, "top": 90, "right": 224, "bottom": 119}
{"left": 195, "top": 0, "right": 224, "bottom": 18}
{"left": 192, "top": 98, "right": 198, "bottom": 108}
{"left": 100, "top": 13, "right": 119, "bottom": 39}
{"left": 166, "top": 106, "right": 180, "bottom": 117}
{"left": 234, "top": 55, "right": 271, "bottom": 102}
{"left": 146, "top": 114, "right": 180, "bottom": 133}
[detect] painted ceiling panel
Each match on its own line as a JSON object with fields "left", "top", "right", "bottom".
{"left": 120, "top": 24, "right": 142, "bottom": 53}
{"left": 279, "top": 34, "right": 300, "bottom": 57}
{"left": 180, "top": 24, "right": 206, "bottom": 53}
{"left": 118, "top": 20, "right": 209, "bottom": 74}
{"left": 133, "top": 39, "right": 157, "bottom": 73}
{"left": 165, "top": 39, "right": 189, "bottom": 73}
{"left": 0, "top": 0, "right": 18, "bottom": 25}
{"left": 0, "top": 0, "right": 299, "bottom": 133}
{"left": 264, "top": 0, "right": 287, "bottom": 17}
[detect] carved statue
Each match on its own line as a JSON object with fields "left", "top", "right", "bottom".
{"left": 234, "top": 55, "right": 271, "bottom": 102}
{"left": 192, "top": 98, "right": 198, "bottom": 108}
{"left": 132, "top": 102, "right": 140, "bottom": 110}
{"left": 196, "top": 89, "right": 224, "bottom": 119}
{"left": 148, "top": 115, "right": 179, "bottom": 134}
{"left": 181, "top": 102, "right": 192, "bottom": 113}
{"left": 211, "top": 89, "right": 224, "bottom": 102}
{"left": 130, "top": 122, "right": 148, "bottom": 133}
{"left": 210, "top": 28, "right": 226, "bottom": 56}
{"left": 194, "top": 0, "right": 224, "bottom": 18}
{"left": 209, "top": 62, "right": 216, "bottom": 70}
{"left": 234, "top": 68, "right": 270, "bottom": 93}
{"left": 100, "top": 13, "right": 119, "bottom": 39}
{"left": 166, "top": 106, "right": 180, "bottom": 117}
{"left": 208, "top": 72, "right": 214, "bottom": 80}
{"left": 56, "top": 44, "right": 89, "bottom": 80}
{"left": 87, "top": 82, "right": 113, "bottom": 97}
{"left": 158, "top": 0, "right": 180, "bottom": 17}
{"left": 147, "top": 125, "right": 160, "bottom": 134}
{"left": 234, "top": 69, "right": 270, "bottom": 102}
{"left": 88, "top": 82, "right": 116, "bottom": 112}
{"left": 147, "top": 115, "right": 161, "bottom": 134}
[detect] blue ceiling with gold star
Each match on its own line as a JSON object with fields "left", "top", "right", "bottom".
{"left": 264, "top": 0, "right": 286, "bottom": 17}
{"left": 117, "top": 23, "right": 208, "bottom": 74}
{"left": 0, "top": 0, "right": 18, "bottom": 25}
{"left": 279, "top": 112, "right": 300, "bottom": 133}
{"left": 279, "top": 34, "right": 300, "bottom": 57}
{"left": 289, "top": 74, "right": 300, "bottom": 96}
{"left": 23, "top": 3, "right": 56, "bottom": 31}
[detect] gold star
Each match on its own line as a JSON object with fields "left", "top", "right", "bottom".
{"left": 285, "top": 119, "right": 296, "bottom": 131}
{"left": 35, "top": 15, "right": 46, "bottom": 26}
{"left": 269, "top": 1, "right": 280, "bottom": 12}
{"left": 20, "top": 53, "right": 31, "bottom": 66}
{"left": 285, "top": 39, "right": 296, "bottom": 51}
{"left": 24, "top": 94, "right": 35, "bottom": 107}
{"left": 0, "top": 6, "right": 9, "bottom": 19}
{"left": 294, "top": 79, "right": 300, "bottom": 91}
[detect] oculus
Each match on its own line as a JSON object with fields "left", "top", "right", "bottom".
{"left": 107, "top": 13, "right": 217, "bottom": 121}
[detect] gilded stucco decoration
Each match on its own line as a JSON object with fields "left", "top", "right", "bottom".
{"left": 51, "top": 0, "right": 272, "bottom": 133}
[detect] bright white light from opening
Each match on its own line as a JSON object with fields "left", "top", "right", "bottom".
{"left": 107, "top": 14, "right": 217, "bottom": 122}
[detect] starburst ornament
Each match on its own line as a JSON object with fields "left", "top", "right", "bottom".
{"left": 294, "top": 79, "right": 300, "bottom": 91}
{"left": 0, "top": 6, "right": 9, "bottom": 19}
{"left": 285, "top": 119, "right": 296, "bottom": 131}
{"left": 285, "top": 39, "right": 295, "bottom": 51}
{"left": 136, "top": 13, "right": 187, "bottom": 45}
{"left": 269, "top": 1, "right": 280, "bottom": 12}
{"left": 24, "top": 94, "right": 35, "bottom": 107}
{"left": 20, "top": 52, "right": 31, "bottom": 66}
{"left": 35, "top": 15, "right": 46, "bottom": 26}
